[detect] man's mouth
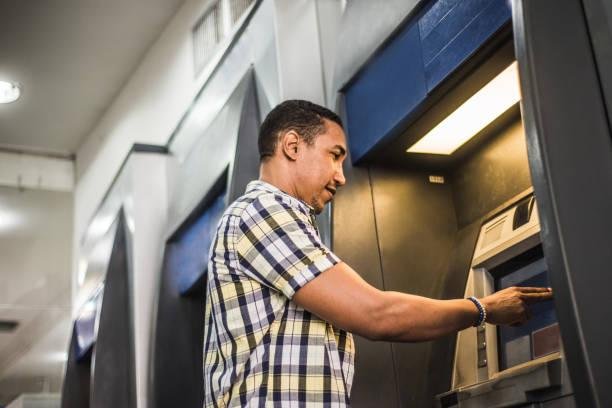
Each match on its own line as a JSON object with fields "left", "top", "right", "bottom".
{"left": 325, "top": 186, "right": 336, "bottom": 196}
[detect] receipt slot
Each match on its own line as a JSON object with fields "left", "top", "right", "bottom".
{"left": 436, "top": 194, "right": 575, "bottom": 408}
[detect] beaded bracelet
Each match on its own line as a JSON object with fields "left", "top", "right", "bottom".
{"left": 467, "top": 296, "right": 487, "bottom": 327}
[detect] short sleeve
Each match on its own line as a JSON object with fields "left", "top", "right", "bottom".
{"left": 235, "top": 194, "right": 340, "bottom": 299}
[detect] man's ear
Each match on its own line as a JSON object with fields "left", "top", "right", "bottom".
{"left": 280, "top": 130, "right": 300, "bottom": 161}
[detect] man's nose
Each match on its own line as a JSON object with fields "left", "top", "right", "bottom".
{"left": 334, "top": 167, "right": 346, "bottom": 186}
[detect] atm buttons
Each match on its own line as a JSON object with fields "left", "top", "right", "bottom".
{"left": 477, "top": 325, "right": 488, "bottom": 368}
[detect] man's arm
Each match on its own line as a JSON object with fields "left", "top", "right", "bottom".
{"left": 293, "top": 261, "right": 553, "bottom": 342}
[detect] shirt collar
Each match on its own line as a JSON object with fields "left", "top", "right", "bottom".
{"left": 246, "top": 180, "right": 315, "bottom": 216}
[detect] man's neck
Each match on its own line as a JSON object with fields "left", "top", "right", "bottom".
{"left": 259, "top": 162, "right": 298, "bottom": 199}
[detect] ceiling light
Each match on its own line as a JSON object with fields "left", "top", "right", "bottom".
{"left": 0, "top": 207, "right": 23, "bottom": 234}
{"left": 407, "top": 61, "right": 520, "bottom": 155}
{"left": 47, "top": 351, "right": 69, "bottom": 363}
{"left": 0, "top": 80, "right": 21, "bottom": 104}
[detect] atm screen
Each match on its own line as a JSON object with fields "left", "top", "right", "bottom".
{"left": 492, "top": 246, "right": 559, "bottom": 370}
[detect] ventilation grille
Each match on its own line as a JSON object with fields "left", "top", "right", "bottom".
{"left": 0, "top": 320, "right": 19, "bottom": 333}
{"left": 229, "top": 0, "right": 254, "bottom": 24}
{"left": 192, "top": 3, "right": 223, "bottom": 76}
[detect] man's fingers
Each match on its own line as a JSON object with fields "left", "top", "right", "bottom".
{"left": 519, "top": 291, "right": 554, "bottom": 303}
{"left": 515, "top": 286, "right": 553, "bottom": 294}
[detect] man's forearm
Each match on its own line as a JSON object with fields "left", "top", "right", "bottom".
{"left": 372, "top": 292, "right": 479, "bottom": 342}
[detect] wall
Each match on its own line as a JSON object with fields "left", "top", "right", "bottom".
{"left": 0, "top": 187, "right": 72, "bottom": 404}
{"left": 73, "top": 0, "right": 217, "bottom": 308}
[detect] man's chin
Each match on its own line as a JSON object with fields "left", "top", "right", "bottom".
{"left": 313, "top": 198, "right": 333, "bottom": 214}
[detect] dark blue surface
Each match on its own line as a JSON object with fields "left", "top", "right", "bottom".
{"left": 168, "top": 189, "right": 226, "bottom": 294}
{"left": 344, "top": 23, "right": 426, "bottom": 163}
{"left": 421, "top": 0, "right": 490, "bottom": 65}
{"left": 424, "top": 0, "right": 511, "bottom": 91}
{"left": 74, "top": 290, "right": 102, "bottom": 360}
{"left": 343, "top": 0, "right": 511, "bottom": 163}
{"left": 496, "top": 257, "right": 558, "bottom": 370}
{"left": 419, "top": 0, "right": 462, "bottom": 39}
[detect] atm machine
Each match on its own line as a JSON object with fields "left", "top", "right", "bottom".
{"left": 436, "top": 193, "right": 574, "bottom": 407}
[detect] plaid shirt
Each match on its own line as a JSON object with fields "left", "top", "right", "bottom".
{"left": 203, "top": 180, "right": 355, "bottom": 407}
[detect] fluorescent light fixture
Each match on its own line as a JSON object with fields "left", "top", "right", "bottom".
{"left": 47, "top": 351, "right": 69, "bottom": 363}
{"left": 407, "top": 61, "right": 520, "bottom": 155}
{"left": 0, "top": 80, "right": 21, "bottom": 104}
{"left": 78, "top": 258, "right": 89, "bottom": 286}
{"left": 0, "top": 206, "right": 23, "bottom": 234}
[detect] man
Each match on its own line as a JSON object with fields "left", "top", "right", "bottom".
{"left": 203, "top": 100, "right": 553, "bottom": 407}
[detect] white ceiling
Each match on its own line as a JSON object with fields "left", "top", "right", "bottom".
{"left": 0, "top": 0, "right": 186, "bottom": 157}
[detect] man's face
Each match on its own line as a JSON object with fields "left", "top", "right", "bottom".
{"left": 294, "top": 119, "right": 347, "bottom": 214}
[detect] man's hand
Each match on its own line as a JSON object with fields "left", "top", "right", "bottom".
{"left": 480, "top": 286, "right": 553, "bottom": 326}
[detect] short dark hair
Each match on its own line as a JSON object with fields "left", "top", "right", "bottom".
{"left": 258, "top": 100, "right": 343, "bottom": 161}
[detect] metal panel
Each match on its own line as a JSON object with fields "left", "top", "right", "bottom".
{"left": 344, "top": 22, "right": 426, "bottom": 163}
{"left": 228, "top": 70, "right": 261, "bottom": 203}
{"left": 368, "top": 167, "right": 458, "bottom": 408}
{"left": 90, "top": 211, "right": 136, "bottom": 408}
{"left": 74, "top": 289, "right": 102, "bottom": 360}
{"left": 150, "top": 249, "right": 206, "bottom": 408}
{"left": 150, "top": 71, "right": 260, "bottom": 407}
{"left": 450, "top": 118, "right": 532, "bottom": 228}
{"left": 61, "top": 327, "right": 91, "bottom": 408}
{"left": 332, "top": 154, "right": 399, "bottom": 407}
{"left": 582, "top": 0, "right": 612, "bottom": 131}
{"left": 421, "top": 0, "right": 490, "bottom": 64}
{"left": 332, "top": 0, "right": 421, "bottom": 96}
{"left": 513, "top": 0, "right": 612, "bottom": 406}
{"left": 423, "top": 0, "right": 511, "bottom": 91}
{"left": 171, "top": 187, "right": 227, "bottom": 294}
{"left": 166, "top": 76, "right": 249, "bottom": 237}
{"left": 426, "top": 221, "right": 481, "bottom": 401}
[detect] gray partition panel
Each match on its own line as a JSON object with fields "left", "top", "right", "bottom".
{"left": 90, "top": 212, "right": 136, "bottom": 408}
{"left": 425, "top": 222, "right": 481, "bottom": 403}
{"left": 582, "top": 0, "right": 612, "bottom": 130}
{"left": 332, "top": 161, "right": 399, "bottom": 408}
{"left": 228, "top": 70, "right": 262, "bottom": 203}
{"left": 150, "top": 251, "right": 205, "bottom": 408}
{"left": 513, "top": 0, "right": 612, "bottom": 406}
{"left": 61, "top": 327, "right": 91, "bottom": 408}
{"left": 368, "top": 167, "right": 458, "bottom": 408}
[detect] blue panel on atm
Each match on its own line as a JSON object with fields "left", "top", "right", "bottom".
{"left": 494, "top": 255, "right": 559, "bottom": 370}
{"left": 169, "top": 189, "right": 226, "bottom": 294}
{"left": 423, "top": 0, "right": 511, "bottom": 91}
{"left": 419, "top": 0, "right": 462, "bottom": 40}
{"left": 344, "top": 22, "right": 427, "bottom": 163}
{"left": 420, "top": 0, "right": 490, "bottom": 65}
{"left": 74, "top": 292, "right": 101, "bottom": 360}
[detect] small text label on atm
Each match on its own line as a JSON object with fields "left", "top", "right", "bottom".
{"left": 429, "top": 175, "right": 445, "bottom": 184}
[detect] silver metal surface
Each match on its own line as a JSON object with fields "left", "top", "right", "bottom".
{"left": 331, "top": 0, "right": 421, "bottom": 98}
{"left": 513, "top": 0, "right": 612, "bottom": 405}
{"left": 165, "top": 74, "right": 249, "bottom": 238}
{"left": 75, "top": 151, "right": 170, "bottom": 408}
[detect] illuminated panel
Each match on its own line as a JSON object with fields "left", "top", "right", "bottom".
{"left": 407, "top": 62, "right": 520, "bottom": 155}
